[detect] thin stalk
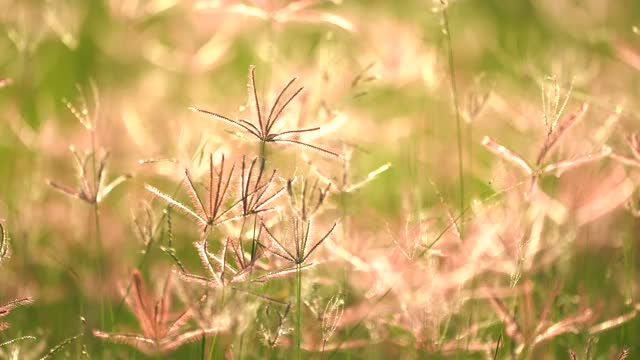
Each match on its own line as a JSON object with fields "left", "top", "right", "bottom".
{"left": 201, "top": 336, "right": 206, "bottom": 360}
{"left": 467, "top": 119, "right": 473, "bottom": 186}
{"left": 623, "top": 225, "right": 635, "bottom": 303}
{"left": 338, "top": 191, "right": 351, "bottom": 360}
{"left": 442, "top": 5, "right": 465, "bottom": 229}
{"left": 208, "top": 286, "right": 226, "bottom": 360}
{"left": 237, "top": 216, "right": 248, "bottom": 265}
{"left": 259, "top": 141, "right": 268, "bottom": 171}
{"left": 93, "top": 203, "right": 106, "bottom": 327}
{"left": 250, "top": 214, "right": 259, "bottom": 262}
{"left": 296, "top": 263, "right": 303, "bottom": 359}
{"left": 339, "top": 191, "right": 348, "bottom": 247}
{"left": 441, "top": 16, "right": 477, "bottom": 351}
{"left": 321, "top": 339, "right": 327, "bottom": 360}
{"left": 89, "top": 127, "right": 113, "bottom": 333}
{"left": 75, "top": 273, "right": 87, "bottom": 358}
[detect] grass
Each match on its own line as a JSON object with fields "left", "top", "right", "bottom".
{"left": 441, "top": 1, "right": 466, "bottom": 220}
{"left": 1, "top": 0, "right": 640, "bottom": 359}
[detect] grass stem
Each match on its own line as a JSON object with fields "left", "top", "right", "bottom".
{"left": 89, "top": 127, "right": 113, "bottom": 337}
{"left": 296, "top": 262, "right": 303, "bottom": 359}
{"left": 259, "top": 141, "right": 267, "bottom": 172}
{"left": 442, "top": 4, "right": 465, "bottom": 229}
{"left": 208, "top": 286, "right": 226, "bottom": 360}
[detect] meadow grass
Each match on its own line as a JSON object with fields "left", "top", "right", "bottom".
{"left": 1, "top": 0, "right": 640, "bottom": 359}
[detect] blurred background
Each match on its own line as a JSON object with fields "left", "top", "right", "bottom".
{"left": 1, "top": 0, "right": 640, "bottom": 358}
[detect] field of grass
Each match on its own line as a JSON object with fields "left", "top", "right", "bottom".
{"left": 2, "top": 0, "right": 640, "bottom": 358}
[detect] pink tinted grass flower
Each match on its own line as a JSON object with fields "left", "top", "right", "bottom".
{"left": 482, "top": 103, "right": 611, "bottom": 199}
{"left": 145, "top": 153, "right": 240, "bottom": 235}
{"left": 93, "top": 269, "right": 226, "bottom": 355}
{"left": 486, "top": 282, "right": 596, "bottom": 355}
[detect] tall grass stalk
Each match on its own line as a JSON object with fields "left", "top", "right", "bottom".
{"left": 92, "top": 201, "right": 107, "bottom": 323}
{"left": 89, "top": 127, "right": 112, "bottom": 334}
{"left": 200, "top": 336, "right": 206, "bottom": 360}
{"left": 441, "top": 3, "right": 465, "bottom": 226}
{"left": 207, "top": 286, "right": 226, "bottom": 360}
{"left": 623, "top": 230, "right": 634, "bottom": 313}
{"left": 296, "top": 262, "right": 303, "bottom": 359}
{"left": 440, "top": 11, "right": 477, "bottom": 353}
{"left": 337, "top": 191, "right": 352, "bottom": 360}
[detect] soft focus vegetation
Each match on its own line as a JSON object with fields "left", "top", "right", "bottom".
{"left": 1, "top": 0, "right": 640, "bottom": 358}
